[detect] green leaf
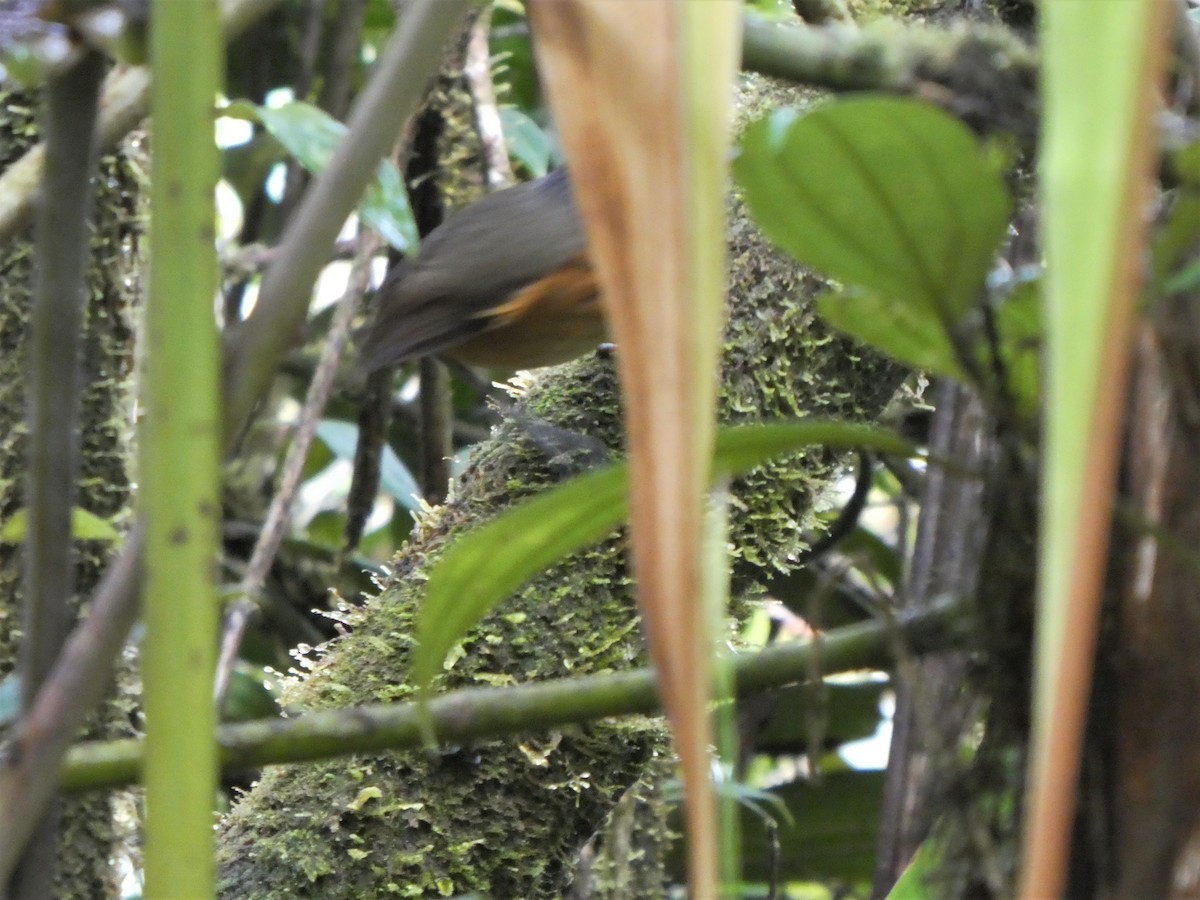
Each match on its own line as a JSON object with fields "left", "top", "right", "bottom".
{"left": 413, "top": 462, "right": 627, "bottom": 693}
{"left": 734, "top": 96, "right": 1011, "bottom": 323}
{"left": 817, "top": 287, "right": 967, "bottom": 378}
{"left": 316, "top": 419, "right": 422, "bottom": 513}
{"left": 500, "top": 107, "right": 550, "bottom": 178}
{"left": 489, "top": 3, "right": 540, "bottom": 114}
{"left": 832, "top": 525, "right": 902, "bottom": 586}
{"left": 1170, "top": 141, "right": 1200, "bottom": 187}
{"left": 886, "top": 836, "right": 943, "bottom": 899}
{"left": 1165, "top": 256, "right": 1200, "bottom": 295}
{"left": 220, "top": 663, "right": 282, "bottom": 722}
{"left": 1152, "top": 194, "right": 1200, "bottom": 289}
{"left": 0, "top": 507, "right": 121, "bottom": 543}
{"left": 412, "top": 420, "right": 916, "bottom": 693}
{"left": 992, "top": 278, "right": 1042, "bottom": 415}
{"left": 727, "top": 770, "right": 885, "bottom": 885}
{"left": 253, "top": 101, "right": 417, "bottom": 250}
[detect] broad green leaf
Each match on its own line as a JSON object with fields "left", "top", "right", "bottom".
{"left": 499, "top": 107, "right": 550, "bottom": 178}
{"left": 251, "top": 100, "right": 417, "bottom": 250}
{"left": 817, "top": 287, "right": 967, "bottom": 379}
{"left": 413, "top": 461, "right": 627, "bottom": 693}
{"left": 0, "top": 507, "right": 120, "bottom": 543}
{"left": 316, "top": 419, "right": 422, "bottom": 513}
{"left": 886, "top": 836, "right": 944, "bottom": 899}
{"left": 412, "top": 420, "right": 916, "bottom": 692}
{"left": 735, "top": 96, "right": 1011, "bottom": 323}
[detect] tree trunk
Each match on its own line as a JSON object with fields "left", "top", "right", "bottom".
{"left": 0, "top": 89, "right": 143, "bottom": 899}
{"left": 1113, "top": 298, "right": 1200, "bottom": 896}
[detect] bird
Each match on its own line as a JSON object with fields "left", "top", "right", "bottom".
{"left": 357, "top": 167, "right": 608, "bottom": 373}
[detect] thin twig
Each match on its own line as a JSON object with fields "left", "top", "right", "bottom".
{"left": 295, "top": 0, "right": 327, "bottom": 102}
{"left": 214, "top": 231, "right": 380, "bottom": 709}
{"left": 418, "top": 357, "right": 453, "bottom": 503}
{"left": 344, "top": 365, "right": 393, "bottom": 554}
{"left": 221, "top": 236, "right": 362, "bottom": 281}
{"left": 465, "top": 7, "right": 514, "bottom": 189}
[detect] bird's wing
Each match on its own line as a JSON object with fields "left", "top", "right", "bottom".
{"left": 358, "top": 170, "right": 588, "bottom": 372}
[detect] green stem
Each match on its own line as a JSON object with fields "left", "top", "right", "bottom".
{"left": 61, "top": 599, "right": 960, "bottom": 794}
{"left": 140, "top": 0, "right": 222, "bottom": 894}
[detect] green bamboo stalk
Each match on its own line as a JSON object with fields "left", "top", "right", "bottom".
{"left": 141, "top": 0, "right": 222, "bottom": 894}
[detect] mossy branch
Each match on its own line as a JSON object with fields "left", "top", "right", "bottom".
{"left": 742, "top": 15, "right": 1038, "bottom": 145}
{"left": 61, "top": 599, "right": 959, "bottom": 794}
